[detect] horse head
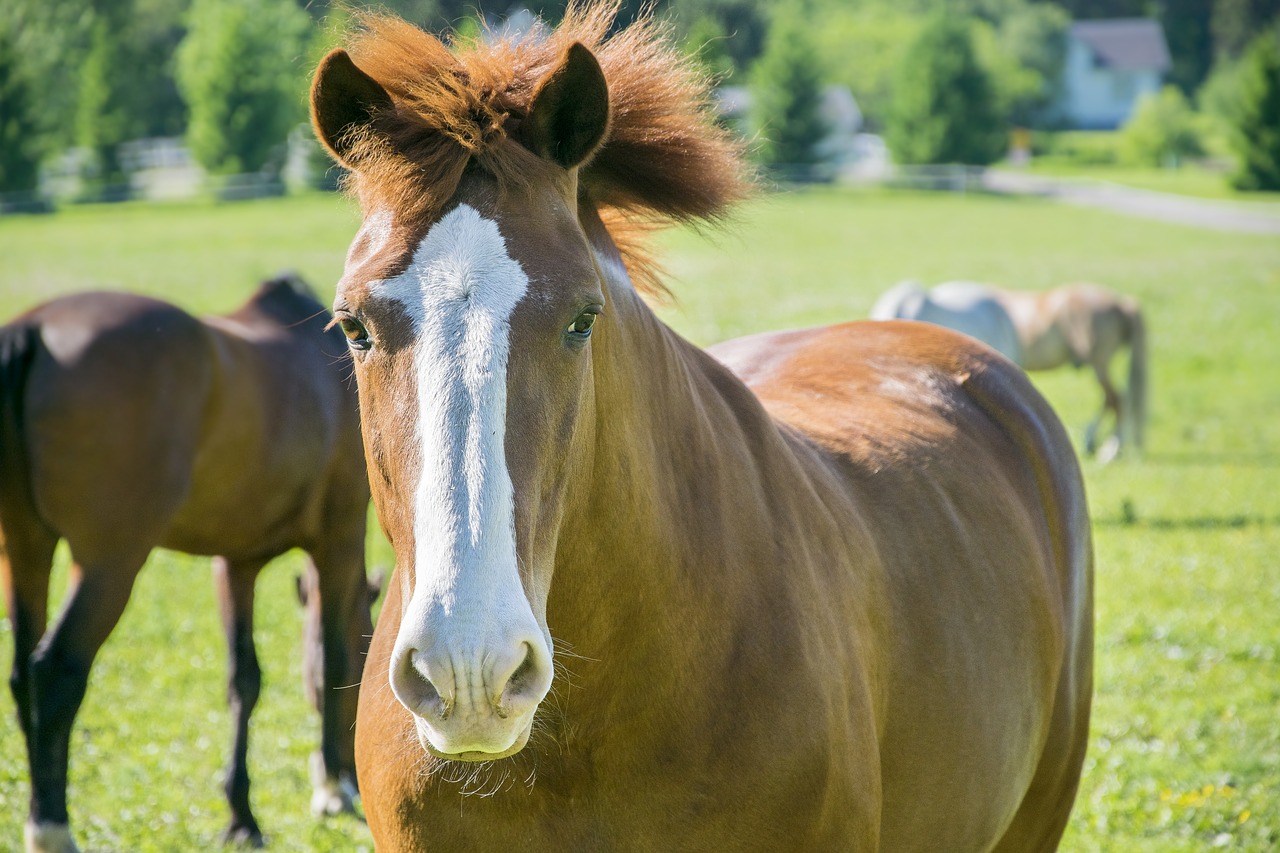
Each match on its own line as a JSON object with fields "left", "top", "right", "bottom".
{"left": 310, "top": 32, "right": 613, "bottom": 762}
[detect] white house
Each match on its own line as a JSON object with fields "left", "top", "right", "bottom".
{"left": 1056, "top": 19, "right": 1171, "bottom": 130}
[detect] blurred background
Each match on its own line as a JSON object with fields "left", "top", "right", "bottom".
{"left": 2, "top": 0, "right": 1280, "bottom": 206}
{"left": 0, "top": 2, "right": 1278, "bottom": 852}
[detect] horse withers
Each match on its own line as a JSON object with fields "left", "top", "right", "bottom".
{"left": 873, "top": 279, "right": 1147, "bottom": 462}
{"left": 312, "top": 5, "right": 1092, "bottom": 849}
{"left": 0, "top": 274, "right": 374, "bottom": 852}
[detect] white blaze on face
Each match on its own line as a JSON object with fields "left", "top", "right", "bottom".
{"left": 373, "top": 203, "right": 550, "bottom": 754}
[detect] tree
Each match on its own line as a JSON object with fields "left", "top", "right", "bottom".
{"left": 1230, "top": 29, "right": 1280, "bottom": 190}
{"left": 995, "top": 3, "right": 1070, "bottom": 126}
{"left": 76, "top": 15, "right": 135, "bottom": 185}
{"left": 886, "top": 16, "right": 1007, "bottom": 166}
{"left": 1119, "top": 86, "right": 1203, "bottom": 166}
{"left": 0, "top": 19, "right": 41, "bottom": 193}
{"left": 750, "top": 7, "right": 827, "bottom": 168}
{"left": 176, "top": 0, "right": 311, "bottom": 175}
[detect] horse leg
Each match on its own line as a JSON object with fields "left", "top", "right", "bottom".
{"left": 25, "top": 554, "right": 144, "bottom": 853}
{"left": 1, "top": 524, "right": 56, "bottom": 745}
{"left": 306, "top": 536, "right": 371, "bottom": 818}
{"left": 2, "top": 524, "right": 60, "bottom": 853}
{"left": 1089, "top": 361, "right": 1123, "bottom": 463}
{"left": 212, "top": 556, "right": 268, "bottom": 847}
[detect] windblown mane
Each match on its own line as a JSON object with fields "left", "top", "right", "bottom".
{"left": 337, "top": 1, "right": 752, "bottom": 295}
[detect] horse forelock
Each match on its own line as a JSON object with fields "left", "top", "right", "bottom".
{"left": 338, "top": 1, "right": 751, "bottom": 298}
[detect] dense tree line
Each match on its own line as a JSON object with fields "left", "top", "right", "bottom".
{"left": 0, "top": 0, "right": 1278, "bottom": 194}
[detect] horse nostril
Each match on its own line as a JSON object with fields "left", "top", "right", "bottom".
{"left": 492, "top": 640, "right": 552, "bottom": 718}
{"left": 509, "top": 644, "right": 535, "bottom": 688}
{"left": 392, "top": 648, "right": 449, "bottom": 720}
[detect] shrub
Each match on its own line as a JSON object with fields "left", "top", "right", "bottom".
{"left": 1119, "top": 86, "right": 1203, "bottom": 167}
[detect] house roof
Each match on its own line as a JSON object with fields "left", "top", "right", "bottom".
{"left": 1070, "top": 19, "right": 1171, "bottom": 72}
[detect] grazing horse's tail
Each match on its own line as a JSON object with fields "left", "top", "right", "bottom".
{"left": 1121, "top": 299, "right": 1147, "bottom": 452}
{"left": 0, "top": 322, "right": 40, "bottom": 522}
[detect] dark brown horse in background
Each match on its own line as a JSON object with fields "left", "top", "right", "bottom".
{"left": 0, "top": 274, "right": 374, "bottom": 852}
{"left": 310, "top": 4, "right": 1093, "bottom": 850}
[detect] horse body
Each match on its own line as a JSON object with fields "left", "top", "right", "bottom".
{"left": 310, "top": 6, "right": 1092, "bottom": 849}
{"left": 353, "top": 299, "right": 1092, "bottom": 850}
{"left": 0, "top": 277, "right": 373, "bottom": 851}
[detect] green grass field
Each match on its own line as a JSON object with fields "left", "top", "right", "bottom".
{"left": 1, "top": 187, "right": 1278, "bottom": 850}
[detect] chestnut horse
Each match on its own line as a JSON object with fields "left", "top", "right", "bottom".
{"left": 872, "top": 280, "right": 1146, "bottom": 462}
{"left": 0, "top": 275, "right": 374, "bottom": 852}
{"left": 310, "top": 5, "right": 1092, "bottom": 850}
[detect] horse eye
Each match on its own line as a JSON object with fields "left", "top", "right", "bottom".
{"left": 338, "top": 317, "right": 371, "bottom": 350}
{"left": 567, "top": 310, "right": 597, "bottom": 338}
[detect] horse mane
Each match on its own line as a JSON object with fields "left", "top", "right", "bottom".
{"left": 338, "top": 1, "right": 753, "bottom": 296}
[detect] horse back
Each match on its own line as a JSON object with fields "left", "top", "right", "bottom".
{"left": 13, "top": 288, "right": 362, "bottom": 561}
{"left": 710, "top": 319, "right": 1092, "bottom": 849}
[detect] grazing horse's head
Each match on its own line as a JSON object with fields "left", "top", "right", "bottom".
{"left": 310, "top": 7, "right": 745, "bottom": 761}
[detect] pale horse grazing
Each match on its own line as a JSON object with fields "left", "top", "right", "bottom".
{"left": 871, "top": 280, "right": 1146, "bottom": 462}
{"left": 870, "top": 280, "right": 1023, "bottom": 364}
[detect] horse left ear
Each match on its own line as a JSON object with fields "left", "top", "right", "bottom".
{"left": 518, "top": 42, "right": 610, "bottom": 169}
{"left": 310, "top": 48, "right": 394, "bottom": 169}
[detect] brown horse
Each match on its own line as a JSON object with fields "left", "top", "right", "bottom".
{"left": 0, "top": 275, "right": 374, "bottom": 852}
{"left": 993, "top": 284, "right": 1147, "bottom": 462}
{"left": 310, "top": 5, "right": 1092, "bottom": 850}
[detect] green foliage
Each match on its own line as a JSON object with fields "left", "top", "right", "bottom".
{"left": 808, "top": 6, "right": 921, "bottom": 131}
{"left": 1119, "top": 86, "right": 1203, "bottom": 168}
{"left": 886, "top": 16, "right": 1007, "bottom": 166}
{"left": 682, "top": 13, "right": 735, "bottom": 82}
{"left": 750, "top": 7, "right": 827, "bottom": 167}
{"left": 993, "top": 2, "right": 1070, "bottom": 127}
{"left": 76, "top": 17, "right": 134, "bottom": 184}
{"left": 176, "top": 0, "right": 311, "bottom": 175}
{"left": 670, "top": 0, "right": 769, "bottom": 78}
{"left": 1034, "top": 130, "right": 1121, "bottom": 165}
{"left": 1230, "top": 30, "right": 1280, "bottom": 191}
{"left": 0, "top": 19, "right": 41, "bottom": 193}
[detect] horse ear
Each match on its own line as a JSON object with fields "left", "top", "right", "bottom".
{"left": 518, "top": 42, "right": 609, "bottom": 169}
{"left": 310, "top": 48, "right": 393, "bottom": 169}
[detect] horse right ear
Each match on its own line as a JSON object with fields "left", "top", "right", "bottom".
{"left": 310, "top": 49, "right": 393, "bottom": 169}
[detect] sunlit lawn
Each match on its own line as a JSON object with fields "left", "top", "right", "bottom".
{"left": 1, "top": 187, "right": 1277, "bottom": 850}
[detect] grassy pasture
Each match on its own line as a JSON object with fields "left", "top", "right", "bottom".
{"left": 0, "top": 187, "right": 1278, "bottom": 850}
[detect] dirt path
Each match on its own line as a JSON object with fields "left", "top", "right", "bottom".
{"left": 982, "top": 169, "right": 1280, "bottom": 236}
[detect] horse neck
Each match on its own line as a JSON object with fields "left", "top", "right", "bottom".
{"left": 548, "top": 220, "right": 789, "bottom": 720}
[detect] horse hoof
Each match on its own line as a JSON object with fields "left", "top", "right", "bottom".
{"left": 1096, "top": 435, "right": 1121, "bottom": 465}
{"left": 24, "top": 821, "right": 79, "bottom": 853}
{"left": 311, "top": 779, "right": 358, "bottom": 817}
{"left": 221, "top": 825, "right": 265, "bottom": 848}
